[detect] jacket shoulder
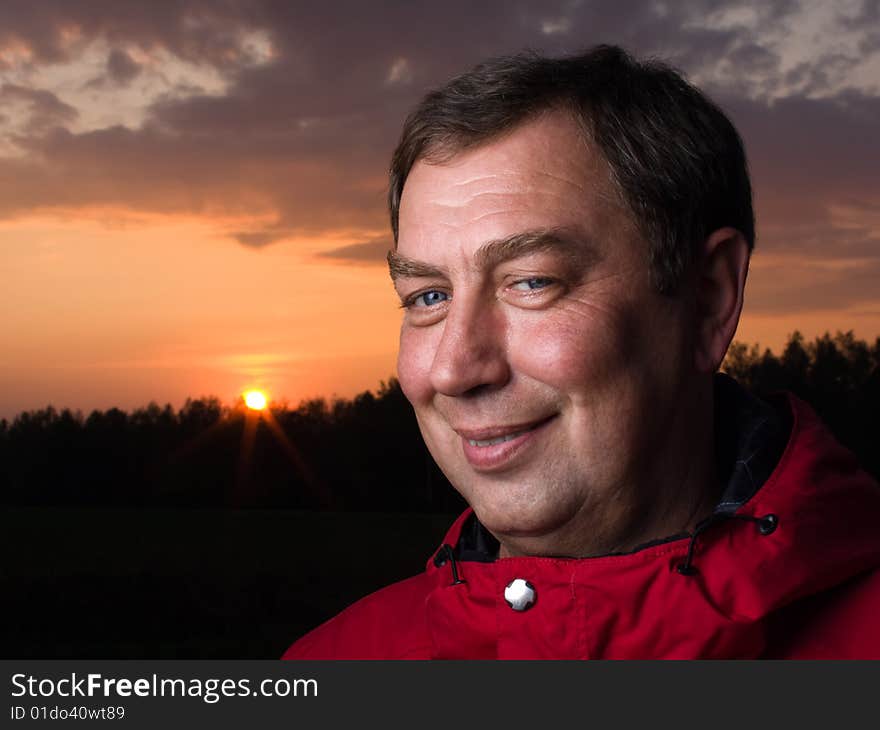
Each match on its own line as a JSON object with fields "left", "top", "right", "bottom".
{"left": 281, "top": 572, "right": 435, "bottom": 660}
{"left": 766, "top": 567, "right": 880, "bottom": 659}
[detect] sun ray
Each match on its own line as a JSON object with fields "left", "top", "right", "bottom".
{"left": 261, "top": 409, "right": 333, "bottom": 508}
{"left": 233, "top": 409, "right": 260, "bottom": 507}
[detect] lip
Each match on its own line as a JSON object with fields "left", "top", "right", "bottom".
{"left": 457, "top": 415, "right": 556, "bottom": 472}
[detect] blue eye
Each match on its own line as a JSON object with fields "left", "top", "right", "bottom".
{"left": 412, "top": 290, "right": 449, "bottom": 307}
{"left": 512, "top": 277, "right": 554, "bottom": 291}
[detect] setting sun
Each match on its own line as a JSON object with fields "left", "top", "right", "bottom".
{"left": 244, "top": 390, "right": 268, "bottom": 411}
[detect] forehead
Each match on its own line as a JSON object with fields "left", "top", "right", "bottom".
{"left": 397, "top": 110, "right": 627, "bottom": 256}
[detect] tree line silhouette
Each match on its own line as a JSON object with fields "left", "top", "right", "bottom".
{"left": 0, "top": 378, "right": 464, "bottom": 512}
{"left": 722, "top": 331, "right": 880, "bottom": 479}
{"left": 2, "top": 330, "right": 878, "bottom": 511}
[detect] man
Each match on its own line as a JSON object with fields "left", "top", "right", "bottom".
{"left": 283, "top": 45, "right": 880, "bottom": 659}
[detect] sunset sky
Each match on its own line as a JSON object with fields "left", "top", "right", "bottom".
{"left": 2, "top": 1, "right": 879, "bottom": 419}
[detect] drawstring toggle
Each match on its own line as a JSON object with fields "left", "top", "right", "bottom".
{"left": 434, "top": 544, "right": 465, "bottom": 585}
{"left": 676, "top": 513, "right": 780, "bottom": 577}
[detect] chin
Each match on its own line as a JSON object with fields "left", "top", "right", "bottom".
{"left": 471, "top": 493, "right": 573, "bottom": 540}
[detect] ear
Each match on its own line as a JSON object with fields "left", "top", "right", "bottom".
{"left": 693, "top": 227, "right": 751, "bottom": 373}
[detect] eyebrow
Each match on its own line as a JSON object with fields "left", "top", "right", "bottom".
{"left": 387, "top": 228, "right": 600, "bottom": 282}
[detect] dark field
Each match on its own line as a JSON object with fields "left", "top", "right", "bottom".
{"left": 1, "top": 507, "right": 456, "bottom": 658}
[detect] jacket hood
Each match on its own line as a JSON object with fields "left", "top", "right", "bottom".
{"left": 424, "top": 379, "right": 880, "bottom": 659}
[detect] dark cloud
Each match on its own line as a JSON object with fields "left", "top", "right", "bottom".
{"left": 317, "top": 237, "right": 391, "bottom": 265}
{"left": 725, "top": 92, "right": 880, "bottom": 250}
{"left": 0, "top": 0, "right": 267, "bottom": 68}
{"left": 106, "top": 48, "right": 140, "bottom": 85}
{"left": 843, "top": 0, "right": 880, "bottom": 55}
{"left": 726, "top": 41, "right": 779, "bottom": 74}
{"left": 0, "top": 122, "right": 389, "bottom": 231}
{"left": 0, "top": 83, "right": 78, "bottom": 132}
{"left": 232, "top": 230, "right": 287, "bottom": 248}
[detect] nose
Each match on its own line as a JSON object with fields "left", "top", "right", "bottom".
{"left": 429, "top": 295, "right": 511, "bottom": 397}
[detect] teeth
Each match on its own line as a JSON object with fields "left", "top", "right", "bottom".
{"left": 468, "top": 431, "right": 524, "bottom": 447}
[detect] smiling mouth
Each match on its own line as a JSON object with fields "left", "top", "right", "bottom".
{"left": 456, "top": 415, "right": 556, "bottom": 471}
{"left": 467, "top": 430, "right": 532, "bottom": 447}
{"left": 459, "top": 415, "right": 555, "bottom": 444}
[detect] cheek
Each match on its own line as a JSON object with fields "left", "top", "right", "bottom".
{"left": 396, "top": 327, "right": 436, "bottom": 406}
{"left": 509, "top": 304, "right": 637, "bottom": 391}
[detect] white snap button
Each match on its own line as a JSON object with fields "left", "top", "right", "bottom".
{"left": 504, "top": 578, "right": 536, "bottom": 611}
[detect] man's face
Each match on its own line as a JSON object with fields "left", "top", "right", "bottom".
{"left": 392, "top": 111, "right": 696, "bottom": 556}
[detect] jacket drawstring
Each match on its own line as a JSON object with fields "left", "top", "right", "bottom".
{"left": 434, "top": 544, "right": 466, "bottom": 585}
{"left": 677, "top": 513, "right": 779, "bottom": 576}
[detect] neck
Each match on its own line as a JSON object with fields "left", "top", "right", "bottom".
{"left": 498, "top": 378, "right": 719, "bottom": 559}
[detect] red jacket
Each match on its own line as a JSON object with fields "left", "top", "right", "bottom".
{"left": 283, "top": 394, "right": 880, "bottom": 659}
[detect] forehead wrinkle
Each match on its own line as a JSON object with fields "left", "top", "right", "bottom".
{"left": 447, "top": 172, "right": 507, "bottom": 189}
{"left": 425, "top": 189, "right": 527, "bottom": 213}
{"left": 440, "top": 174, "right": 586, "bottom": 202}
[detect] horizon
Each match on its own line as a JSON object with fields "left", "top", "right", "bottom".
{"left": 3, "top": 2, "right": 879, "bottom": 420}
